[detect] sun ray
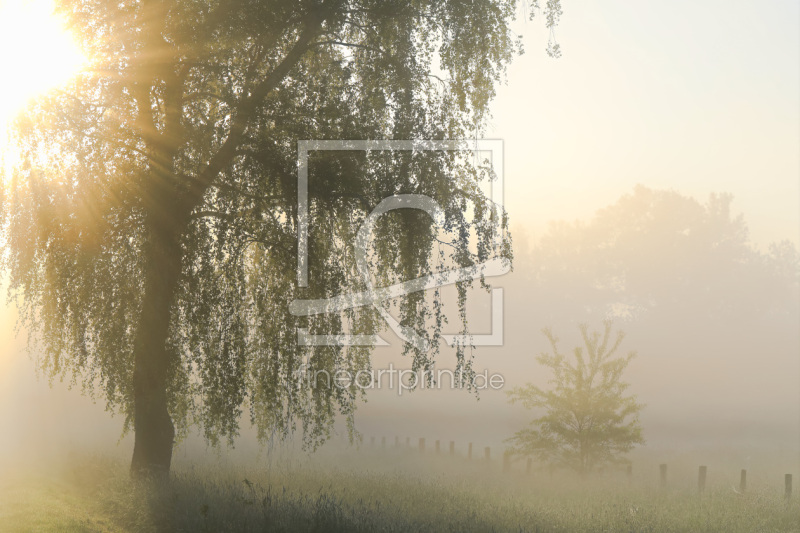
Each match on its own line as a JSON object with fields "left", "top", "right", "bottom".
{"left": 0, "top": 0, "right": 86, "bottom": 174}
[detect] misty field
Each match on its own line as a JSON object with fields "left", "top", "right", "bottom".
{"left": 1, "top": 446, "right": 797, "bottom": 533}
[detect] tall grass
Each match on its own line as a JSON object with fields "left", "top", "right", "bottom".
{"left": 21, "top": 449, "right": 794, "bottom": 533}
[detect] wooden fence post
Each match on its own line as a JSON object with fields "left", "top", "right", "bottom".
{"left": 406, "top": 437, "right": 410, "bottom": 447}
{"left": 660, "top": 464, "right": 667, "bottom": 489}
{"left": 526, "top": 457, "right": 532, "bottom": 475}
{"left": 449, "top": 441, "right": 455, "bottom": 456}
{"left": 740, "top": 469, "right": 746, "bottom": 493}
{"left": 786, "top": 474, "right": 792, "bottom": 502}
{"left": 485, "top": 447, "right": 491, "bottom": 461}
{"left": 468, "top": 442, "right": 473, "bottom": 460}
{"left": 626, "top": 464, "right": 633, "bottom": 483}
{"left": 698, "top": 466, "right": 707, "bottom": 494}
{"left": 419, "top": 438, "right": 425, "bottom": 453}
{"left": 435, "top": 440, "right": 440, "bottom": 454}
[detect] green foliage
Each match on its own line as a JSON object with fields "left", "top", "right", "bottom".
{"left": 507, "top": 321, "right": 644, "bottom": 474}
{"left": 0, "top": 1, "right": 562, "bottom": 450}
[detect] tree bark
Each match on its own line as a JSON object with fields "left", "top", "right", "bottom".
{"left": 130, "top": 216, "right": 183, "bottom": 477}
{"left": 125, "top": 4, "right": 333, "bottom": 477}
{"left": 129, "top": 134, "right": 189, "bottom": 475}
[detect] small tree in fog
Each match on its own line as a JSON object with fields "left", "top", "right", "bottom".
{"left": 506, "top": 321, "right": 644, "bottom": 475}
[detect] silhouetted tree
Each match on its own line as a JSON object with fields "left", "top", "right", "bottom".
{"left": 524, "top": 185, "right": 799, "bottom": 324}
{"left": 506, "top": 321, "right": 644, "bottom": 475}
{"left": 0, "top": 0, "right": 564, "bottom": 476}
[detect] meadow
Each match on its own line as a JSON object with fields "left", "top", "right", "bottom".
{"left": 0, "top": 442, "right": 797, "bottom": 533}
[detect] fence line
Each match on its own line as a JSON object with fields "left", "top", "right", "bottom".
{"left": 361, "top": 434, "right": 795, "bottom": 503}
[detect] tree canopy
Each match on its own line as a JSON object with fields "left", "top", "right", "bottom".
{"left": 506, "top": 322, "right": 644, "bottom": 475}
{"left": 519, "top": 185, "right": 800, "bottom": 325}
{"left": 0, "top": 0, "right": 562, "bottom": 473}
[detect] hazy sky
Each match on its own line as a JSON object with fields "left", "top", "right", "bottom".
{"left": 491, "top": 0, "right": 800, "bottom": 247}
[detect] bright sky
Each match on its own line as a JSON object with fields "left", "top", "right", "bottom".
{"left": 0, "top": 0, "right": 83, "bottom": 126}
{"left": 0, "top": 0, "right": 84, "bottom": 182}
{"left": 491, "top": 0, "right": 800, "bottom": 248}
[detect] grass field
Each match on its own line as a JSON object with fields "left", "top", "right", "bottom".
{"left": 0, "top": 445, "right": 798, "bottom": 533}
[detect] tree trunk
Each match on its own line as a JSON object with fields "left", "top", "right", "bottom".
{"left": 130, "top": 217, "right": 183, "bottom": 477}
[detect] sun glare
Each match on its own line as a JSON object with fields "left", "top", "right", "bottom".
{"left": 0, "top": 0, "right": 85, "bottom": 167}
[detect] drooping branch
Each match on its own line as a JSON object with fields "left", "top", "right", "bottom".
{"left": 193, "top": 4, "right": 341, "bottom": 201}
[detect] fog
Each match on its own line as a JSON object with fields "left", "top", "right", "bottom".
{"left": 1, "top": 185, "right": 797, "bottom": 481}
